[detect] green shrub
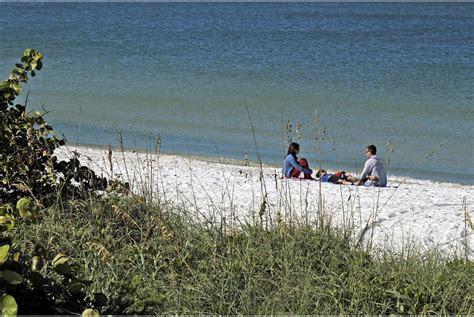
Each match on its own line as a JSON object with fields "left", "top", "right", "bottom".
{"left": 0, "top": 50, "right": 112, "bottom": 315}
{"left": 0, "top": 49, "right": 108, "bottom": 206}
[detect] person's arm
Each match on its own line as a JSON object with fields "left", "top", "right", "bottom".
{"left": 288, "top": 156, "right": 312, "bottom": 174}
{"left": 357, "top": 160, "right": 372, "bottom": 184}
{"left": 282, "top": 156, "right": 290, "bottom": 177}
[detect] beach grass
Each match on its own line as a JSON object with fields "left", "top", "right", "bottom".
{"left": 14, "top": 192, "right": 473, "bottom": 315}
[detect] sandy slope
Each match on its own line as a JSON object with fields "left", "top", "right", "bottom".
{"left": 56, "top": 145, "right": 474, "bottom": 257}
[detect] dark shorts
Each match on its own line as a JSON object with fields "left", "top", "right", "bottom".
{"left": 326, "top": 171, "right": 348, "bottom": 183}
{"left": 328, "top": 175, "right": 342, "bottom": 183}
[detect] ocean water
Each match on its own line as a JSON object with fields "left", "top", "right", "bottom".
{"left": 1, "top": 2, "right": 473, "bottom": 184}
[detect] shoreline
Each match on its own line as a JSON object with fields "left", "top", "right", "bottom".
{"left": 63, "top": 142, "right": 473, "bottom": 187}
{"left": 56, "top": 144, "right": 473, "bottom": 259}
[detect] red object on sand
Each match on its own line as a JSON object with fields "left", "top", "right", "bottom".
{"left": 290, "top": 158, "right": 312, "bottom": 179}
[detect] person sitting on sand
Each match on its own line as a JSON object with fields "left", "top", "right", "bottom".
{"left": 355, "top": 144, "right": 387, "bottom": 187}
{"left": 316, "top": 169, "right": 357, "bottom": 185}
{"left": 282, "top": 142, "right": 313, "bottom": 179}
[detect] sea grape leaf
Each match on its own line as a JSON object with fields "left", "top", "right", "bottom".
{"left": 0, "top": 295, "right": 17, "bottom": 317}
{"left": 0, "top": 245, "right": 10, "bottom": 265}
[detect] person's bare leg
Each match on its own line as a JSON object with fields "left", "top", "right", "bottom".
{"left": 336, "top": 179, "right": 353, "bottom": 185}
{"left": 341, "top": 180, "right": 354, "bottom": 185}
{"left": 346, "top": 174, "right": 357, "bottom": 182}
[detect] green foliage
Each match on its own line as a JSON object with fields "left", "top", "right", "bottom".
{"left": 0, "top": 50, "right": 112, "bottom": 315}
{"left": 14, "top": 195, "right": 474, "bottom": 315}
{"left": 0, "top": 49, "right": 108, "bottom": 206}
{"left": 0, "top": 197, "right": 107, "bottom": 315}
{"left": 0, "top": 245, "right": 10, "bottom": 265}
{"left": 0, "top": 294, "right": 17, "bottom": 317}
{"left": 0, "top": 204, "right": 16, "bottom": 231}
{"left": 82, "top": 308, "right": 100, "bottom": 317}
{"left": 0, "top": 49, "right": 42, "bottom": 107}
{"left": 16, "top": 197, "right": 37, "bottom": 221}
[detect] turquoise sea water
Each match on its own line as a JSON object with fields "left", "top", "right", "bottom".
{"left": 1, "top": 2, "right": 473, "bottom": 184}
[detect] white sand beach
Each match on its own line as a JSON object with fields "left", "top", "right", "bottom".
{"left": 56, "top": 145, "right": 473, "bottom": 258}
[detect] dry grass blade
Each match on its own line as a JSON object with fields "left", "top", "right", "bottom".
{"left": 245, "top": 101, "right": 270, "bottom": 226}
{"left": 112, "top": 204, "right": 141, "bottom": 231}
{"left": 87, "top": 242, "right": 112, "bottom": 261}
{"left": 107, "top": 144, "right": 113, "bottom": 176}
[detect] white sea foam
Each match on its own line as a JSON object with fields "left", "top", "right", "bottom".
{"left": 56, "top": 145, "right": 474, "bottom": 258}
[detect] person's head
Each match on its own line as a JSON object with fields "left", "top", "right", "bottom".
{"left": 316, "top": 169, "right": 326, "bottom": 178}
{"left": 365, "top": 145, "right": 377, "bottom": 158}
{"left": 287, "top": 142, "right": 300, "bottom": 157}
